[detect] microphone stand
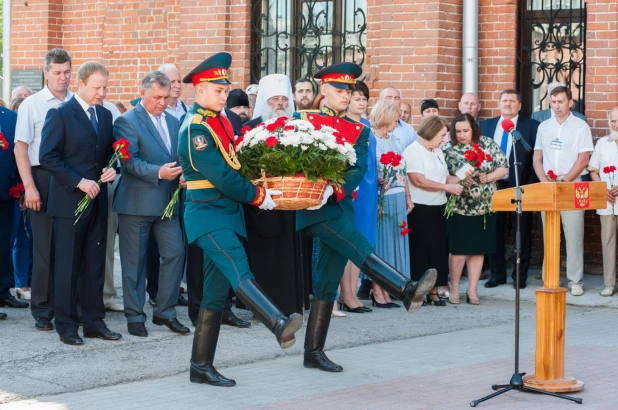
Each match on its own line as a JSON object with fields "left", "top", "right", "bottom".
{"left": 470, "top": 134, "right": 582, "bottom": 407}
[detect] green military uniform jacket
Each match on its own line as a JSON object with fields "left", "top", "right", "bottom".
{"left": 178, "top": 102, "right": 266, "bottom": 244}
{"left": 295, "top": 106, "right": 370, "bottom": 231}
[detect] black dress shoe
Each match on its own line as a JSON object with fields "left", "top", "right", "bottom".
{"left": 153, "top": 317, "right": 190, "bottom": 334}
{"left": 0, "top": 312, "right": 7, "bottom": 320}
{"left": 84, "top": 327, "right": 123, "bottom": 340}
{"left": 338, "top": 301, "right": 364, "bottom": 313}
{"left": 128, "top": 322, "right": 148, "bottom": 337}
{"left": 513, "top": 281, "right": 527, "bottom": 289}
{"left": 484, "top": 278, "right": 507, "bottom": 288}
{"left": 0, "top": 295, "right": 29, "bottom": 308}
{"left": 35, "top": 317, "right": 54, "bottom": 331}
{"left": 222, "top": 309, "right": 251, "bottom": 328}
{"left": 178, "top": 294, "right": 189, "bottom": 306}
{"left": 60, "top": 331, "right": 84, "bottom": 346}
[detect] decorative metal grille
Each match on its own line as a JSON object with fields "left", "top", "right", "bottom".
{"left": 517, "top": 0, "right": 586, "bottom": 116}
{"left": 250, "top": 0, "right": 367, "bottom": 86}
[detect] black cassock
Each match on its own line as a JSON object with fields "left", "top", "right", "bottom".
{"left": 238, "top": 206, "right": 311, "bottom": 316}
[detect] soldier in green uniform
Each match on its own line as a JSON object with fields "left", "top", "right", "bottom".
{"left": 295, "top": 63, "right": 438, "bottom": 372}
{"left": 178, "top": 53, "right": 303, "bottom": 387}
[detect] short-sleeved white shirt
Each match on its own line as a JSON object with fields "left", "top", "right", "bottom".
{"left": 588, "top": 136, "right": 618, "bottom": 215}
{"left": 14, "top": 86, "right": 73, "bottom": 166}
{"left": 533, "top": 113, "right": 593, "bottom": 176}
{"left": 403, "top": 140, "right": 448, "bottom": 206}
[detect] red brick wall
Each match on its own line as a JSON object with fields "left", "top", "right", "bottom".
{"left": 366, "top": 0, "right": 463, "bottom": 124}
{"left": 477, "top": 0, "right": 518, "bottom": 118}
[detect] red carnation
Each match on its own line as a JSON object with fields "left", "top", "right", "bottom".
{"left": 464, "top": 151, "right": 476, "bottom": 161}
{"left": 399, "top": 221, "right": 407, "bottom": 228}
{"left": 276, "top": 116, "right": 288, "bottom": 123}
{"left": 392, "top": 154, "right": 402, "bottom": 167}
{"left": 113, "top": 138, "right": 130, "bottom": 150}
{"left": 547, "top": 170, "right": 558, "bottom": 181}
{"left": 235, "top": 136, "right": 244, "bottom": 145}
{"left": 265, "top": 136, "right": 278, "bottom": 148}
{"left": 119, "top": 147, "right": 131, "bottom": 161}
{"left": 603, "top": 166, "right": 611, "bottom": 174}
{"left": 400, "top": 228, "right": 409, "bottom": 236}
{"left": 241, "top": 126, "right": 251, "bottom": 135}
{"left": 0, "top": 132, "right": 8, "bottom": 151}
{"left": 485, "top": 154, "right": 492, "bottom": 162}
{"left": 380, "top": 152, "right": 395, "bottom": 165}
{"left": 612, "top": 166, "right": 618, "bottom": 173}
{"left": 8, "top": 183, "right": 25, "bottom": 200}
{"left": 472, "top": 143, "right": 480, "bottom": 150}
{"left": 283, "top": 125, "right": 295, "bottom": 131}
{"left": 336, "top": 136, "right": 345, "bottom": 145}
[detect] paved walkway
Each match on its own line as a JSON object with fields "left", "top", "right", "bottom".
{"left": 2, "top": 307, "right": 616, "bottom": 410}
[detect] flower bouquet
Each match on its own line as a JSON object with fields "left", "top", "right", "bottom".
{"left": 74, "top": 138, "right": 131, "bottom": 224}
{"left": 235, "top": 116, "right": 357, "bottom": 210}
{"left": 444, "top": 143, "right": 493, "bottom": 228}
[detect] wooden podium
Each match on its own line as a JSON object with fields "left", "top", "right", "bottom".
{"left": 491, "top": 181, "right": 606, "bottom": 393}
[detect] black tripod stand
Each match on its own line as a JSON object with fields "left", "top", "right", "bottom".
{"left": 470, "top": 135, "right": 582, "bottom": 407}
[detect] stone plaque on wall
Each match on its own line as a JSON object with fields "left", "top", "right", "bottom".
{"left": 11, "top": 70, "right": 45, "bottom": 93}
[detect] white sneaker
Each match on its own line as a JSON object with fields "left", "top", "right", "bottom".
{"left": 570, "top": 283, "right": 584, "bottom": 296}
{"left": 104, "top": 302, "right": 125, "bottom": 312}
{"left": 600, "top": 287, "right": 615, "bottom": 297}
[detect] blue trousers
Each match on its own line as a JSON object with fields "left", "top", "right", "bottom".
{"left": 11, "top": 201, "right": 32, "bottom": 288}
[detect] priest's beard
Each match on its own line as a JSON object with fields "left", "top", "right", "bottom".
{"left": 608, "top": 130, "right": 618, "bottom": 141}
{"left": 262, "top": 105, "right": 294, "bottom": 121}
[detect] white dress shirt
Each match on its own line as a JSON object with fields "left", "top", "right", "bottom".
{"left": 589, "top": 136, "right": 618, "bottom": 215}
{"left": 165, "top": 100, "right": 187, "bottom": 121}
{"left": 15, "top": 85, "right": 73, "bottom": 166}
{"left": 493, "top": 115, "right": 518, "bottom": 180}
{"left": 74, "top": 93, "right": 98, "bottom": 122}
{"left": 533, "top": 113, "right": 593, "bottom": 176}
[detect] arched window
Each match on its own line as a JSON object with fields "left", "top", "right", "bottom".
{"left": 518, "top": 0, "right": 586, "bottom": 115}
{"left": 250, "top": 0, "right": 367, "bottom": 85}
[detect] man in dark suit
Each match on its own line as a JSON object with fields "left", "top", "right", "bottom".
{"left": 39, "top": 62, "right": 122, "bottom": 345}
{"left": 480, "top": 89, "right": 540, "bottom": 289}
{"left": 113, "top": 71, "right": 189, "bottom": 337}
{"left": 1, "top": 106, "right": 30, "bottom": 319}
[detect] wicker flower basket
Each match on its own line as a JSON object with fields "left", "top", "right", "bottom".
{"left": 253, "top": 175, "right": 328, "bottom": 210}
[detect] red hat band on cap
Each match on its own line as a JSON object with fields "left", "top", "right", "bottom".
{"left": 192, "top": 67, "right": 229, "bottom": 86}
{"left": 321, "top": 73, "right": 356, "bottom": 85}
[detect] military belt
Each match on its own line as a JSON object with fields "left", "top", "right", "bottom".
{"left": 186, "top": 180, "right": 215, "bottom": 190}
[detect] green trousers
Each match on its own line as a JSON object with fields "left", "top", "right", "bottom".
{"left": 195, "top": 229, "right": 254, "bottom": 311}
{"left": 304, "top": 217, "right": 374, "bottom": 301}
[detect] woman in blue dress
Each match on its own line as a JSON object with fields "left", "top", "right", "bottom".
{"left": 338, "top": 81, "right": 377, "bottom": 313}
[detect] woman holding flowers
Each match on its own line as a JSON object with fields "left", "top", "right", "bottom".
{"left": 442, "top": 113, "right": 508, "bottom": 305}
{"left": 403, "top": 116, "right": 464, "bottom": 306}
{"left": 371, "top": 100, "right": 412, "bottom": 308}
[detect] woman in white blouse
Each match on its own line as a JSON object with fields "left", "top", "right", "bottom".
{"left": 403, "top": 116, "right": 465, "bottom": 305}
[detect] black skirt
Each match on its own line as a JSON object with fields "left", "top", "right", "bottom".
{"left": 407, "top": 203, "right": 449, "bottom": 287}
{"left": 446, "top": 212, "right": 497, "bottom": 255}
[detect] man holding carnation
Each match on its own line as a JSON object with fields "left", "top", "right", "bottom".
{"left": 294, "top": 63, "right": 437, "bottom": 373}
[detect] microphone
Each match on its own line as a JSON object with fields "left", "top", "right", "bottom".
{"left": 501, "top": 119, "right": 532, "bottom": 152}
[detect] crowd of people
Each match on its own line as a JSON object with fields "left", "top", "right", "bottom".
{"left": 2, "top": 48, "right": 618, "bottom": 360}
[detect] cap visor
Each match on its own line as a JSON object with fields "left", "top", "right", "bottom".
{"left": 329, "top": 83, "right": 351, "bottom": 90}
{"left": 211, "top": 78, "right": 232, "bottom": 84}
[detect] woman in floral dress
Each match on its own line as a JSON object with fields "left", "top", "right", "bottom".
{"left": 442, "top": 113, "right": 508, "bottom": 305}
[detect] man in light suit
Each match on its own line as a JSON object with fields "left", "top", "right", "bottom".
{"left": 39, "top": 62, "right": 121, "bottom": 345}
{"left": 113, "top": 71, "right": 189, "bottom": 337}
{"left": 480, "top": 89, "right": 540, "bottom": 289}
{"left": 531, "top": 82, "right": 586, "bottom": 123}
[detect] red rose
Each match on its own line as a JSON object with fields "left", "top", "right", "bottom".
{"left": 283, "top": 125, "right": 295, "bottom": 131}
{"left": 352, "top": 190, "right": 358, "bottom": 200}
{"left": 241, "top": 126, "right": 251, "bottom": 135}
{"left": 265, "top": 123, "right": 279, "bottom": 132}
{"left": 265, "top": 136, "right": 278, "bottom": 148}
{"left": 400, "top": 228, "right": 409, "bottom": 236}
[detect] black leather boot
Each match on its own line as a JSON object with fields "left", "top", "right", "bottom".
{"left": 303, "top": 299, "right": 343, "bottom": 372}
{"left": 189, "top": 309, "right": 236, "bottom": 387}
{"left": 235, "top": 279, "right": 302, "bottom": 349}
{"left": 361, "top": 253, "right": 437, "bottom": 313}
